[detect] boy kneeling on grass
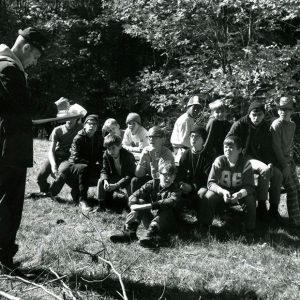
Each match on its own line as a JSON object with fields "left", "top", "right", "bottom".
{"left": 110, "top": 162, "right": 181, "bottom": 248}
{"left": 199, "top": 135, "right": 256, "bottom": 233}
{"left": 97, "top": 134, "right": 136, "bottom": 212}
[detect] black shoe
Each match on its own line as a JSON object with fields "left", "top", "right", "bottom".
{"left": 25, "top": 192, "right": 49, "bottom": 199}
{"left": 256, "top": 203, "right": 268, "bottom": 220}
{"left": 268, "top": 208, "right": 283, "bottom": 223}
{"left": 139, "top": 236, "right": 159, "bottom": 248}
{"left": 110, "top": 230, "right": 138, "bottom": 243}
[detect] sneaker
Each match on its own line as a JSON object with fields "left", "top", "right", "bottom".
{"left": 110, "top": 230, "right": 138, "bottom": 243}
{"left": 26, "top": 192, "right": 49, "bottom": 199}
{"left": 79, "top": 200, "right": 93, "bottom": 213}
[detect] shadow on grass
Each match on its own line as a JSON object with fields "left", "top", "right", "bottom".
{"left": 18, "top": 267, "right": 260, "bottom": 300}
{"left": 177, "top": 207, "right": 300, "bottom": 250}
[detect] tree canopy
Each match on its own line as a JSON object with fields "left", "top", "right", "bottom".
{"left": 1, "top": 0, "right": 300, "bottom": 121}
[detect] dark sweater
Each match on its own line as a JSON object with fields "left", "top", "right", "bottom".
{"left": 100, "top": 147, "right": 136, "bottom": 188}
{"left": 69, "top": 129, "right": 103, "bottom": 165}
{"left": 203, "top": 118, "right": 232, "bottom": 156}
{"left": 226, "top": 115, "right": 277, "bottom": 164}
{"left": 177, "top": 148, "right": 214, "bottom": 191}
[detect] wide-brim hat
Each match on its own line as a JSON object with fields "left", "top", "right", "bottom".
{"left": 277, "top": 97, "right": 295, "bottom": 110}
{"left": 187, "top": 95, "right": 201, "bottom": 107}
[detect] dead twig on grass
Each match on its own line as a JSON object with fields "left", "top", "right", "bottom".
{"left": 49, "top": 268, "right": 77, "bottom": 300}
{"left": 73, "top": 248, "right": 128, "bottom": 300}
{"left": 0, "top": 290, "right": 20, "bottom": 300}
{"left": 23, "top": 275, "right": 67, "bottom": 292}
{"left": 0, "top": 275, "right": 63, "bottom": 300}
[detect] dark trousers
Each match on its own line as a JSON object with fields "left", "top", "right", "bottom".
{"left": 0, "top": 164, "right": 27, "bottom": 260}
{"left": 51, "top": 162, "right": 100, "bottom": 202}
{"left": 37, "top": 157, "right": 68, "bottom": 193}
{"left": 200, "top": 189, "right": 256, "bottom": 230}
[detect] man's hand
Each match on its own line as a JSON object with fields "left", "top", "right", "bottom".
{"left": 222, "top": 189, "right": 232, "bottom": 203}
{"left": 51, "top": 164, "right": 58, "bottom": 178}
{"left": 55, "top": 97, "right": 70, "bottom": 111}
{"left": 103, "top": 180, "right": 110, "bottom": 191}
{"left": 230, "top": 192, "right": 242, "bottom": 204}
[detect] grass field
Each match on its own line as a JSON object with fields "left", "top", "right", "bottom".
{"left": 1, "top": 139, "right": 300, "bottom": 300}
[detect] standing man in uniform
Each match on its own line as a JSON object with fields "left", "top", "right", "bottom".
{"left": 0, "top": 27, "right": 69, "bottom": 270}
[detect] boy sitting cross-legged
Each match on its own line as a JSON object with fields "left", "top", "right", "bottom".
{"left": 110, "top": 162, "right": 181, "bottom": 248}
{"left": 97, "top": 134, "right": 136, "bottom": 212}
{"left": 177, "top": 125, "right": 214, "bottom": 222}
{"left": 200, "top": 136, "right": 256, "bottom": 233}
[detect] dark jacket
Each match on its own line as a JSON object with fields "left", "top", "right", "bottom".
{"left": 177, "top": 148, "right": 213, "bottom": 191}
{"left": 100, "top": 147, "right": 136, "bottom": 188}
{"left": 69, "top": 129, "right": 103, "bottom": 165}
{"left": 129, "top": 180, "right": 181, "bottom": 210}
{"left": 203, "top": 117, "right": 232, "bottom": 156}
{"left": 226, "top": 115, "right": 276, "bottom": 164}
{"left": 0, "top": 49, "right": 57, "bottom": 167}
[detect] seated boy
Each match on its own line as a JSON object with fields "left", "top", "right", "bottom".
{"left": 122, "top": 113, "right": 149, "bottom": 154}
{"left": 170, "top": 95, "right": 202, "bottom": 163}
{"left": 226, "top": 101, "right": 283, "bottom": 219}
{"left": 102, "top": 118, "right": 124, "bottom": 140}
{"left": 50, "top": 115, "right": 104, "bottom": 211}
{"left": 177, "top": 125, "right": 214, "bottom": 221}
{"left": 110, "top": 162, "right": 180, "bottom": 248}
{"left": 131, "top": 126, "right": 174, "bottom": 193}
{"left": 200, "top": 136, "right": 256, "bottom": 232}
{"left": 36, "top": 117, "right": 82, "bottom": 195}
{"left": 97, "top": 134, "right": 136, "bottom": 211}
{"left": 203, "top": 99, "right": 231, "bottom": 157}
{"left": 271, "top": 97, "right": 300, "bottom": 228}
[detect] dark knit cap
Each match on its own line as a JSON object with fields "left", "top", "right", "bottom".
{"left": 84, "top": 114, "right": 99, "bottom": 125}
{"left": 18, "top": 27, "right": 48, "bottom": 54}
{"left": 248, "top": 101, "right": 266, "bottom": 114}
{"left": 190, "top": 125, "right": 207, "bottom": 141}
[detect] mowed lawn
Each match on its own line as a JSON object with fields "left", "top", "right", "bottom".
{"left": 1, "top": 139, "right": 300, "bottom": 300}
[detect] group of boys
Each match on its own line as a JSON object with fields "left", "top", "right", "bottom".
{"left": 35, "top": 92, "right": 300, "bottom": 248}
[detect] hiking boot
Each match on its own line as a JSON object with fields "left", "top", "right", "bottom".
{"left": 110, "top": 229, "right": 138, "bottom": 243}
{"left": 79, "top": 200, "right": 93, "bottom": 213}
{"left": 139, "top": 228, "right": 160, "bottom": 248}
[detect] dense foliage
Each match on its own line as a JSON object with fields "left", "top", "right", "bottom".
{"left": 1, "top": 0, "right": 300, "bottom": 121}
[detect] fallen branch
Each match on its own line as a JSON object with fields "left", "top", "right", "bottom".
{"left": 49, "top": 268, "right": 77, "bottom": 300}
{"left": 23, "top": 275, "right": 67, "bottom": 292}
{"left": 73, "top": 249, "right": 128, "bottom": 300}
{"left": 1, "top": 275, "right": 63, "bottom": 300}
{"left": 0, "top": 290, "right": 20, "bottom": 300}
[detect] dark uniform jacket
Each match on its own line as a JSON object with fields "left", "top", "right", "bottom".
{"left": 100, "top": 147, "right": 136, "bottom": 188}
{"left": 68, "top": 129, "right": 103, "bottom": 165}
{"left": 0, "top": 46, "right": 57, "bottom": 167}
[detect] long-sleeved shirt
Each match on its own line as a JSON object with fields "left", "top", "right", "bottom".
{"left": 170, "top": 112, "right": 195, "bottom": 148}
{"left": 129, "top": 180, "right": 181, "bottom": 210}
{"left": 100, "top": 147, "right": 136, "bottom": 188}
{"left": 208, "top": 155, "right": 255, "bottom": 196}
{"left": 137, "top": 146, "right": 175, "bottom": 178}
{"left": 122, "top": 125, "right": 149, "bottom": 152}
{"left": 177, "top": 148, "right": 213, "bottom": 191}
{"left": 270, "top": 118, "right": 296, "bottom": 169}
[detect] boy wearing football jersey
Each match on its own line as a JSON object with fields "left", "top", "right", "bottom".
{"left": 200, "top": 136, "right": 256, "bottom": 230}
